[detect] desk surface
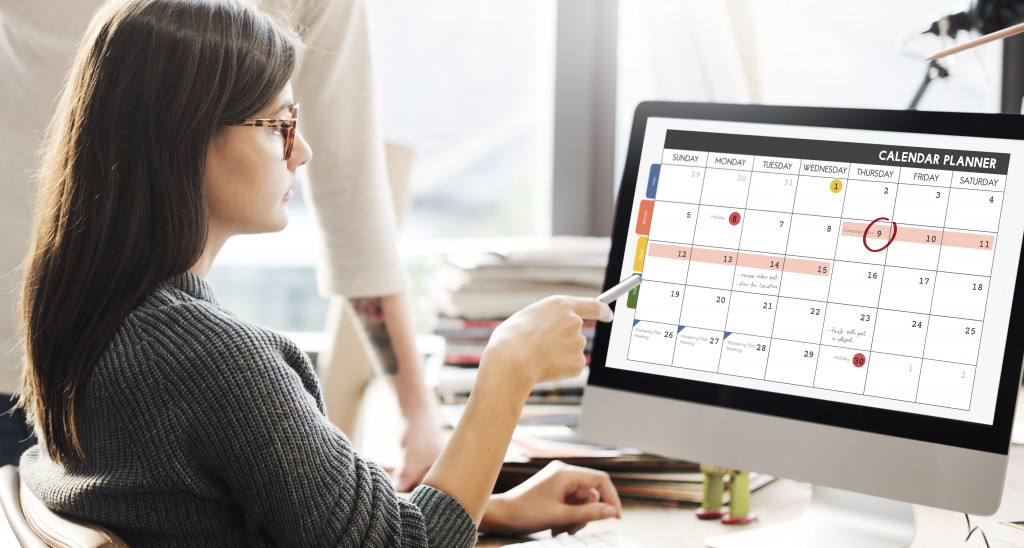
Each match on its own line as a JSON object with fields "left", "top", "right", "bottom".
{"left": 358, "top": 373, "right": 1024, "bottom": 547}
{"left": 476, "top": 388, "right": 1024, "bottom": 547}
{"left": 478, "top": 444, "right": 1023, "bottom": 546}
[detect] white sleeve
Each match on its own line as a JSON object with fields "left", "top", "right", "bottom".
{"left": 289, "top": 0, "right": 407, "bottom": 298}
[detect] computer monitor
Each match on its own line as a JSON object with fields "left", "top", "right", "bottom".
{"left": 579, "top": 102, "right": 1024, "bottom": 547}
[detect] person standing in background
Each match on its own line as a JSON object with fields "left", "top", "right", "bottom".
{"left": 0, "top": 0, "right": 442, "bottom": 489}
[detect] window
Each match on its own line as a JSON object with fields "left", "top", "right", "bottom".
{"left": 369, "top": 1, "right": 557, "bottom": 239}
{"left": 615, "top": 0, "right": 998, "bottom": 183}
{"left": 211, "top": 1, "right": 557, "bottom": 331}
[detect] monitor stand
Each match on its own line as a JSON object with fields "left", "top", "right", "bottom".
{"left": 704, "top": 485, "right": 916, "bottom": 548}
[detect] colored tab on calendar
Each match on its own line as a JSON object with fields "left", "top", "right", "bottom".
{"left": 636, "top": 200, "right": 654, "bottom": 235}
{"left": 627, "top": 283, "right": 640, "bottom": 309}
{"left": 646, "top": 164, "right": 661, "bottom": 199}
{"left": 634, "top": 237, "right": 648, "bottom": 271}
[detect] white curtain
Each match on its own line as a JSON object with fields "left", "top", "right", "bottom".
{"left": 615, "top": 0, "right": 760, "bottom": 177}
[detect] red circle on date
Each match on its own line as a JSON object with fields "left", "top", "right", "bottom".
{"left": 853, "top": 353, "right": 866, "bottom": 367}
{"left": 863, "top": 217, "right": 898, "bottom": 252}
{"left": 729, "top": 212, "right": 741, "bottom": 226}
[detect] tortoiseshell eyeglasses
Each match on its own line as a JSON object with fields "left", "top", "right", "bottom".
{"left": 228, "top": 103, "right": 299, "bottom": 160}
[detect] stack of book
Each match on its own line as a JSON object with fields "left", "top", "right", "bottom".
{"left": 431, "top": 357, "right": 591, "bottom": 405}
{"left": 424, "top": 237, "right": 609, "bottom": 403}
{"left": 426, "top": 236, "right": 610, "bottom": 323}
{"left": 434, "top": 317, "right": 597, "bottom": 367}
{"left": 498, "top": 459, "right": 773, "bottom": 506}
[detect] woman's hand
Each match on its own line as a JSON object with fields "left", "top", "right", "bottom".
{"left": 481, "top": 296, "right": 613, "bottom": 390}
{"left": 479, "top": 461, "right": 623, "bottom": 537}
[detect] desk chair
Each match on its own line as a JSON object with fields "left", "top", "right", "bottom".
{"left": 0, "top": 465, "right": 127, "bottom": 548}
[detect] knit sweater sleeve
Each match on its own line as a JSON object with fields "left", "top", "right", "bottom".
{"left": 146, "top": 303, "right": 476, "bottom": 547}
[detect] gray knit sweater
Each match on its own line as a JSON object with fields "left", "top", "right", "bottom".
{"left": 20, "top": 272, "right": 477, "bottom": 547}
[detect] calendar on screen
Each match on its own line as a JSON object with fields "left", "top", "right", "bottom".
{"left": 604, "top": 121, "right": 1024, "bottom": 425}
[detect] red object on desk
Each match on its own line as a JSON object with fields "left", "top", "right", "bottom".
{"left": 696, "top": 508, "right": 727, "bottom": 520}
{"left": 721, "top": 513, "right": 758, "bottom": 525}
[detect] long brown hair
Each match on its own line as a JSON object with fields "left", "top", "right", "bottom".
{"left": 19, "top": 0, "right": 302, "bottom": 463}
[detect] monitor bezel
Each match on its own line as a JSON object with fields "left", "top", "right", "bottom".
{"left": 587, "top": 101, "right": 1024, "bottom": 455}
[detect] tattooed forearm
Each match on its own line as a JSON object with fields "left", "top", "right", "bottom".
{"left": 350, "top": 296, "right": 400, "bottom": 375}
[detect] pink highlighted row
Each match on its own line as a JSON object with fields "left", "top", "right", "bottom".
{"left": 841, "top": 221, "right": 994, "bottom": 250}
{"left": 647, "top": 243, "right": 830, "bottom": 276}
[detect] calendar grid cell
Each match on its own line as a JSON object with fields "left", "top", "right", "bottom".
{"left": 859, "top": 166, "right": 903, "bottom": 397}
{"left": 635, "top": 274, "right": 991, "bottom": 324}
{"left": 760, "top": 369, "right": 977, "bottom": 413}
{"left": 809, "top": 161, "right": 853, "bottom": 389}
{"left": 698, "top": 354, "right": 979, "bottom": 413}
{"left": 968, "top": 187, "right": 1005, "bottom": 358}
{"left": 659, "top": 152, "right": 709, "bottom": 369}
{"left": 708, "top": 157, "right": 755, "bottom": 374}
{"left": 729, "top": 203, "right": 999, "bottom": 233}
{"left": 758, "top": 157, "right": 805, "bottom": 381}
{"left": 913, "top": 168, "right": 981, "bottom": 408}
{"left": 628, "top": 154, "right": 710, "bottom": 366}
{"left": 627, "top": 316, "right": 991, "bottom": 369}
{"left": 665, "top": 151, "right": 712, "bottom": 368}
{"left": 702, "top": 205, "right": 1003, "bottom": 235}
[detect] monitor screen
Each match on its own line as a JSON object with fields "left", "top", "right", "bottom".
{"left": 587, "top": 103, "right": 1024, "bottom": 456}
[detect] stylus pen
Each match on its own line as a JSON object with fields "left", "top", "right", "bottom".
{"left": 597, "top": 275, "right": 642, "bottom": 304}
{"left": 928, "top": 20, "right": 1024, "bottom": 60}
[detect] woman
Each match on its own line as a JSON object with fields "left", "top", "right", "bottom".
{"left": 17, "top": 0, "right": 620, "bottom": 546}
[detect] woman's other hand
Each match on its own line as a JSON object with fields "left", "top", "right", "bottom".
{"left": 479, "top": 460, "right": 623, "bottom": 537}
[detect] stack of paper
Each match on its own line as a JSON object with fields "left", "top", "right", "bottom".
{"left": 426, "top": 236, "right": 610, "bottom": 320}
{"left": 424, "top": 237, "right": 608, "bottom": 373}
